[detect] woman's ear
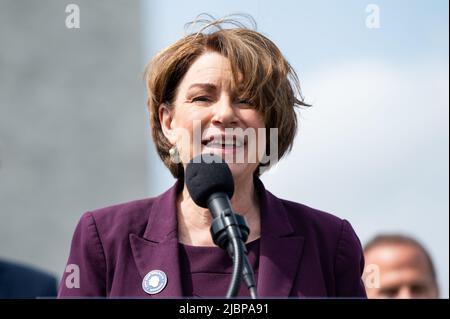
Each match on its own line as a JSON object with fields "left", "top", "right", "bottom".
{"left": 159, "top": 104, "right": 177, "bottom": 144}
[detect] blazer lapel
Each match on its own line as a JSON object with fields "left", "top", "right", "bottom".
{"left": 256, "top": 179, "right": 305, "bottom": 297}
{"left": 129, "top": 181, "right": 183, "bottom": 297}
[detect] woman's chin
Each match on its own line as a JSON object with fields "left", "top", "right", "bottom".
{"left": 227, "top": 162, "right": 256, "bottom": 182}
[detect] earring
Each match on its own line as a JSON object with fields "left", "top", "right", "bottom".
{"left": 169, "top": 145, "right": 181, "bottom": 163}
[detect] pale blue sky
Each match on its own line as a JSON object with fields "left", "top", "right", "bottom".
{"left": 141, "top": 0, "right": 448, "bottom": 70}
{"left": 141, "top": 0, "right": 449, "bottom": 297}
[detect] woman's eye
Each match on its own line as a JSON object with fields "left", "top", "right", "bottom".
{"left": 236, "top": 99, "right": 253, "bottom": 107}
{"left": 192, "top": 96, "right": 211, "bottom": 103}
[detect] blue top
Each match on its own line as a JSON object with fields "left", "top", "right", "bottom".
{"left": 0, "top": 259, "right": 57, "bottom": 299}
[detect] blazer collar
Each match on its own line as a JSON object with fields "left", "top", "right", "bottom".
{"left": 142, "top": 180, "right": 182, "bottom": 243}
{"left": 256, "top": 178, "right": 305, "bottom": 297}
{"left": 130, "top": 177, "right": 304, "bottom": 298}
{"left": 129, "top": 181, "right": 183, "bottom": 297}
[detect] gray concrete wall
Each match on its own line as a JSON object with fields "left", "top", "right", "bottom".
{"left": 0, "top": 0, "right": 148, "bottom": 281}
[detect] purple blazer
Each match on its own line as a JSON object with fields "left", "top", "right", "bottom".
{"left": 58, "top": 178, "right": 367, "bottom": 298}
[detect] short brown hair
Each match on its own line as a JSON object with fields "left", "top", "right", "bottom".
{"left": 364, "top": 234, "right": 438, "bottom": 282}
{"left": 144, "top": 16, "right": 309, "bottom": 178}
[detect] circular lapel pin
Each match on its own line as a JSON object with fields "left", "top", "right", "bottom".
{"left": 142, "top": 270, "right": 167, "bottom": 295}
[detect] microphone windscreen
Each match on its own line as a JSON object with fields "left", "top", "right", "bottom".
{"left": 185, "top": 154, "right": 234, "bottom": 208}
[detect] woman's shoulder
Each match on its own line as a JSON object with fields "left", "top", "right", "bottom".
{"left": 87, "top": 197, "right": 154, "bottom": 221}
{"left": 272, "top": 193, "right": 345, "bottom": 231}
{"left": 76, "top": 195, "right": 161, "bottom": 240}
{"left": 267, "top": 191, "right": 361, "bottom": 249}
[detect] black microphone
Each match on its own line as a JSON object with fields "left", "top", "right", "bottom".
{"left": 185, "top": 154, "right": 257, "bottom": 298}
{"left": 185, "top": 154, "right": 234, "bottom": 215}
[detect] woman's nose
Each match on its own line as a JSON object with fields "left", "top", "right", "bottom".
{"left": 210, "top": 97, "right": 238, "bottom": 127}
{"left": 396, "top": 287, "right": 413, "bottom": 299}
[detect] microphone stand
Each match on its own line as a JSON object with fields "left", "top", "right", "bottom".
{"left": 208, "top": 193, "right": 257, "bottom": 298}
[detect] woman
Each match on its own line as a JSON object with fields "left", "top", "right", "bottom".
{"left": 58, "top": 17, "right": 367, "bottom": 298}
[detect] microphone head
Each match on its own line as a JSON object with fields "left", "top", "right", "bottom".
{"left": 185, "top": 154, "right": 234, "bottom": 208}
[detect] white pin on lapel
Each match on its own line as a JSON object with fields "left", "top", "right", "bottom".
{"left": 142, "top": 270, "right": 167, "bottom": 295}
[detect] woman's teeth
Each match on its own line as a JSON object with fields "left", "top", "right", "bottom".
{"left": 205, "top": 140, "right": 244, "bottom": 147}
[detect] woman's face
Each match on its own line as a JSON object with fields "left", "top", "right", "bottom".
{"left": 159, "top": 51, "right": 266, "bottom": 182}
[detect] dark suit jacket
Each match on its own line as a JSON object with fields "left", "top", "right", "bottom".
{"left": 0, "top": 259, "right": 58, "bottom": 299}
{"left": 58, "top": 178, "right": 366, "bottom": 298}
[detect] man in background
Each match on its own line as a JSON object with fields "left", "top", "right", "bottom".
{"left": 363, "top": 234, "right": 439, "bottom": 298}
{"left": 0, "top": 258, "right": 57, "bottom": 298}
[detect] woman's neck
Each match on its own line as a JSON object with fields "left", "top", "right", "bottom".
{"left": 177, "top": 175, "right": 261, "bottom": 246}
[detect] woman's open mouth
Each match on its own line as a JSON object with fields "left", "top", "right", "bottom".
{"left": 201, "top": 134, "right": 246, "bottom": 154}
